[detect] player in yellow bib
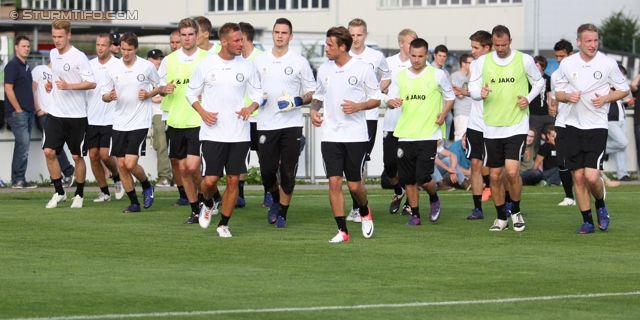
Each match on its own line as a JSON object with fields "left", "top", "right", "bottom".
{"left": 159, "top": 18, "right": 212, "bottom": 224}
{"left": 469, "top": 25, "right": 544, "bottom": 232}
{"left": 389, "top": 38, "right": 454, "bottom": 226}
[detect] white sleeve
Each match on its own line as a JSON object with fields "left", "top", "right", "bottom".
{"left": 186, "top": 64, "right": 204, "bottom": 106}
{"left": 245, "top": 64, "right": 263, "bottom": 105}
{"left": 550, "top": 70, "right": 559, "bottom": 99}
{"left": 99, "top": 69, "right": 114, "bottom": 95}
{"left": 298, "top": 59, "right": 317, "bottom": 94}
{"left": 158, "top": 58, "right": 168, "bottom": 86}
{"left": 363, "top": 67, "right": 381, "bottom": 101}
{"left": 377, "top": 55, "right": 391, "bottom": 81}
{"left": 312, "top": 70, "right": 325, "bottom": 102}
{"left": 78, "top": 56, "right": 96, "bottom": 84}
{"left": 555, "top": 63, "right": 570, "bottom": 93}
{"left": 524, "top": 54, "right": 544, "bottom": 103}
{"left": 436, "top": 69, "right": 455, "bottom": 101}
{"left": 469, "top": 58, "right": 484, "bottom": 100}
{"left": 609, "top": 60, "right": 631, "bottom": 92}
{"left": 148, "top": 64, "right": 160, "bottom": 88}
{"left": 387, "top": 74, "right": 400, "bottom": 99}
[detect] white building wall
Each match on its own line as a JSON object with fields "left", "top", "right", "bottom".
{"left": 524, "top": 0, "right": 640, "bottom": 51}
{"left": 123, "top": 0, "right": 526, "bottom": 51}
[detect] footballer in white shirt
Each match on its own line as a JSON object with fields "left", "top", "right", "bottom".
{"left": 310, "top": 26, "right": 380, "bottom": 243}
{"left": 186, "top": 23, "right": 263, "bottom": 238}
{"left": 43, "top": 19, "right": 96, "bottom": 210}
{"left": 252, "top": 18, "right": 316, "bottom": 228}
{"left": 454, "top": 30, "right": 493, "bottom": 221}
{"left": 86, "top": 33, "right": 123, "bottom": 204}
{"left": 554, "top": 24, "right": 630, "bottom": 234}
{"left": 100, "top": 32, "right": 163, "bottom": 214}
{"left": 347, "top": 19, "right": 391, "bottom": 220}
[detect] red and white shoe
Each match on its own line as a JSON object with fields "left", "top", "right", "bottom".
{"left": 329, "top": 230, "right": 349, "bottom": 243}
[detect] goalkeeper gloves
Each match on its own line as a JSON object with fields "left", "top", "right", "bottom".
{"left": 277, "top": 90, "right": 303, "bottom": 112}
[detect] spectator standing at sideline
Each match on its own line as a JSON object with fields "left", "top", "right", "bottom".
{"left": 605, "top": 65, "right": 631, "bottom": 181}
{"left": 5, "top": 35, "right": 37, "bottom": 189}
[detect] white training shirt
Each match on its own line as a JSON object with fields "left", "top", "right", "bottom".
{"left": 186, "top": 54, "right": 263, "bottom": 143}
{"left": 253, "top": 50, "right": 316, "bottom": 131}
{"left": 390, "top": 66, "right": 455, "bottom": 142}
{"left": 555, "top": 51, "right": 630, "bottom": 130}
{"left": 466, "top": 59, "right": 486, "bottom": 132}
{"left": 469, "top": 50, "right": 544, "bottom": 139}
{"left": 349, "top": 46, "right": 390, "bottom": 120}
{"left": 87, "top": 56, "right": 117, "bottom": 126}
{"left": 550, "top": 69, "right": 571, "bottom": 128}
{"left": 313, "top": 58, "right": 381, "bottom": 143}
{"left": 100, "top": 56, "right": 160, "bottom": 131}
{"left": 49, "top": 46, "right": 96, "bottom": 118}
{"left": 31, "top": 65, "right": 52, "bottom": 113}
{"left": 383, "top": 53, "right": 412, "bottom": 132}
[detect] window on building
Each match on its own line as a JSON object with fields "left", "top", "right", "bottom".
{"left": 207, "top": 0, "right": 326, "bottom": 11}
{"left": 209, "top": 0, "right": 246, "bottom": 12}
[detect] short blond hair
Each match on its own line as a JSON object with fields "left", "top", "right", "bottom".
{"left": 348, "top": 18, "right": 367, "bottom": 33}
{"left": 577, "top": 23, "right": 598, "bottom": 39}
{"left": 398, "top": 29, "right": 417, "bottom": 43}
{"left": 52, "top": 19, "right": 71, "bottom": 34}
{"left": 178, "top": 18, "right": 199, "bottom": 34}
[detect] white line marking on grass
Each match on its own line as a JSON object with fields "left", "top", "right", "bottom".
{"left": 6, "top": 291, "right": 640, "bottom": 320}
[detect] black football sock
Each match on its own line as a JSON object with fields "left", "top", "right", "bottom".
{"left": 335, "top": 216, "right": 348, "bottom": 234}
{"left": 473, "top": 195, "right": 482, "bottom": 211}
{"left": 496, "top": 205, "right": 507, "bottom": 220}
{"left": 279, "top": 204, "right": 289, "bottom": 219}
{"left": 127, "top": 190, "right": 139, "bottom": 205}
{"left": 75, "top": 182, "right": 84, "bottom": 198}
{"left": 177, "top": 185, "right": 187, "bottom": 199}
{"left": 52, "top": 178, "right": 64, "bottom": 195}
{"left": 581, "top": 210, "right": 594, "bottom": 225}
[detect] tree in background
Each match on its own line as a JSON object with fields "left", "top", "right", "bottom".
{"left": 599, "top": 9, "right": 640, "bottom": 53}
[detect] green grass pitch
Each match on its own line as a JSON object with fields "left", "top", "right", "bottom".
{"left": 1, "top": 186, "right": 639, "bottom": 319}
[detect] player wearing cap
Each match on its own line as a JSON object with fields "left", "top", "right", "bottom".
{"left": 188, "top": 22, "right": 263, "bottom": 238}
{"left": 310, "top": 26, "right": 380, "bottom": 243}
{"left": 100, "top": 32, "right": 163, "bottom": 213}
{"left": 346, "top": 18, "right": 391, "bottom": 222}
{"left": 159, "top": 18, "right": 211, "bottom": 224}
{"left": 109, "top": 32, "right": 120, "bottom": 58}
{"left": 43, "top": 19, "right": 97, "bottom": 209}
{"left": 252, "top": 18, "right": 316, "bottom": 228}
{"left": 86, "top": 33, "right": 123, "bottom": 203}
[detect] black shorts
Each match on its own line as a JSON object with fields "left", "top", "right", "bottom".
{"left": 85, "top": 124, "right": 113, "bottom": 149}
{"left": 483, "top": 134, "right": 526, "bottom": 168}
{"left": 382, "top": 131, "right": 400, "bottom": 178}
{"left": 110, "top": 129, "right": 148, "bottom": 157}
{"left": 555, "top": 126, "right": 567, "bottom": 168}
{"left": 564, "top": 125, "right": 607, "bottom": 170}
{"left": 257, "top": 127, "right": 302, "bottom": 180}
{"left": 42, "top": 115, "right": 87, "bottom": 156}
{"left": 321, "top": 141, "right": 367, "bottom": 182}
{"left": 167, "top": 126, "right": 200, "bottom": 159}
{"left": 250, "top": 122, "right": 259, "bottom": 151}
{"left": 465, "top": 128, "right": 484, "bottom": 161}
{"left": 397, "top": 140, "right": 437, "bottom": 186}
{"left": 201, "top": 141, "right": 251, "bottom": 176}
{"left": 365, "top": 120, "right": 378, "bottom": 161}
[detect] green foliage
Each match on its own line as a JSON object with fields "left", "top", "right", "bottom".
{"left": 599, "top": 9, "right": 640, "bottom": 52}
{"left": 244, "top": 166, "right": 262, "bottom": 185}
